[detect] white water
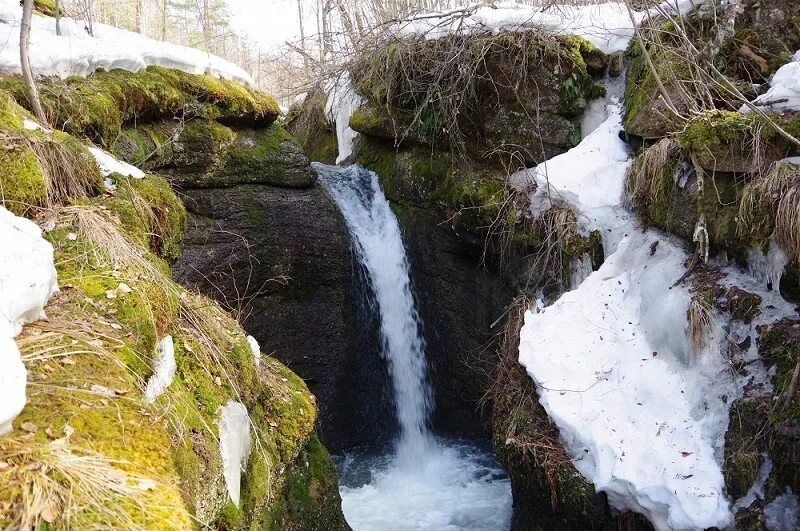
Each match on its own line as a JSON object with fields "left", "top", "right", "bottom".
{"left": 315, "top": 163, "right": 511, "bottom": 530}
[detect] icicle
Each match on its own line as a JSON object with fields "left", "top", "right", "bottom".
{"left": 693, "top": 214, "right": 709, "bottom": 263}
{"left": 217, "top": 401, "right": 251, "bottom": 507}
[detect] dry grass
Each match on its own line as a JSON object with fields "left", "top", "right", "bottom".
{"left": 520, "top": 203, "right": 582, "bottom": 293}
{"left": 624, "top": 137, "right": 678, "bottom": 211}
{"left": 687, "top": 295, "right": 715, "bottom": 358}
{"left": 0, "top": 435, "right": 162, "bottom": 531}
{"left": 486, "top": 297, "right": 571, "bottom": 509}
{"left": 739, "top": 161, "right": 800, "bottom": 260}
{"left": 27, "top": 136, "right": 101, "bottom": 208}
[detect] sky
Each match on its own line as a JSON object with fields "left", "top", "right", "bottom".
{"left": 226, "top": 0, "right": 307, "bottom": 50}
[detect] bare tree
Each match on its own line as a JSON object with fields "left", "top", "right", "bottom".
{"left": 20, "top": 0, "right": 47, "bottom": 125}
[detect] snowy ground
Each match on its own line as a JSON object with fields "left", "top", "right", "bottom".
{"left": 743, "top": 49, "right": 800, "bottom": 113}
{"left": 0, "top": 0, "right": 253, "bottom": 84}
{"left": 513, "top": 60, "right": 800, "bottom": 531}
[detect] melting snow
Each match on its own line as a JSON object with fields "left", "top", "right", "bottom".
{"left": 217, "top": 401, "right": 251, "bottom": 507}
{"left": 517, "top": 96, "right": 738, "bottom": 529}
{"left": 144, "top": 335, "right": 176, "bottom": 403}
{"left": 0, "top": 207, "right": 58, "bottom": 435}
{"left": 247, "top": 335, "right": 261, "bottom": 367}
{"left": 0, "top": 0, "right": 253, "bottom": 85}
{"left": 743, "top": 49, "right": 800, "bottom": 113}
{"left": 88, "top": 147, "right": 145, "bottom": 179}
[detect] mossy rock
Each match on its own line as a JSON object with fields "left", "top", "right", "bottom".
{"left": 33, "top": 0, "right": 61, "bottom": 17}
{"left": 170, "top": 123, "right": 317, "bottom": 189}
{"left": 266, "top": 435, "right": 350, "bottom": 531}
{"left": 0, "top": 67, "right": 279, "bottom": 148}
{"left": 349, "top": 29, "right": 602, "bottom": 163}
{"left": 677, "top": 110, "right": 798, "bottom": 173}
{"left": 284, "top": 87, "right": 338, "bottom": 164}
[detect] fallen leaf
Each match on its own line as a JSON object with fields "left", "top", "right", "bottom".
{"left": 21, "top": 422, "right": 38, "bottom": 433}
{"left": 40, "top": 505, "right": 58, "bottom": 523}
{"left": 680, "top": 451, "right": 693, "bottom": 457}
{"left": 91, "top": 384, "right": 116, "bottom": 397}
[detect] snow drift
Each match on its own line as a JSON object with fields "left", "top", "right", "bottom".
{"left": 0, "top": 206, "right": 58, "bottom": 434}
{"left": 0, "top": 0, "right": 253, "bottom": 85}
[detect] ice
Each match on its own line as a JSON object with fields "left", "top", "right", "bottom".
{"left": 88, "top": 147, "right": 145, "bottom": 179}
{"left": 0, "top": 0, "right": 253, "bottom": 85}
{"left": 247, "top": 335, "right": 261, "bottom": 367}
{"left": 734, "top": 456, "right": 772, "bottom": 510}
{"left": 325, "top": 74, "right": 362, "bottom": 164}
{"left": 764, "top": 491, "right": 800, "bottom": 531}
{"left": 217, "top": 401, "right": 251, "bottom": 507}
{"left": 144, "top": 335, "right": 176, "bottom": 403}
{"left": 569, "top": 253, "right": 593, "bottom": 289}
{"left": 747, "top": 237, "right": 789, "bottom": 291}
{"left": 0, "top": 207, "right": 58, "bottom": 434}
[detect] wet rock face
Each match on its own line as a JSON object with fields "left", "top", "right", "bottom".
{"left": 395, "top": 205, "right": 509, "bottom": 437}
{"left": 172, "top": 180, "right": 392, "bottom": 452}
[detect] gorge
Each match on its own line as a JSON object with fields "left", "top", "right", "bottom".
{"left": 1, "top": 0, "right": 800, "bottom": 530}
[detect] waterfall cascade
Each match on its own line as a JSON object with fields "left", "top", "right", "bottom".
{"left": 316, "top": 163, "right": 511, "bottom": 531}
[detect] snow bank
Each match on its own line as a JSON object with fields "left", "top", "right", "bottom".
{"left": 743, "top": 49, "right": 800, "bottom": 113}
{"left": 217, "top": 400, "right": 251, "bottom": 507}
{"left": 325, "top": 74, "right": 362, "bottom": 164}
{"left": 88, "top": 147, "right": 145, "bottom": 179}
{"left": 247, "top": 335, "right": 261, "bottom": 367}
{"left": 397, "top": 1, "right": 698, "bottom": 54}
{"left": 517, "top": 98, "right": 737, "bottom": 530}
{"left": 144, "top": 335, "right": 176, "bottom": 403}
{"left": 0, "top": 207, "right": 58, "bottom": 435}
{"left": 0, "top": 0, "right": 253, "bottom": 85}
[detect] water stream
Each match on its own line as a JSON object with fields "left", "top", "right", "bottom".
{"left": 316, "top": 163, "right": 512, "bottom": 531}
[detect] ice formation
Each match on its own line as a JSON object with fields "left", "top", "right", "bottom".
{"left": 325, "top": 74, "right": 362, "bottom": 164}
{"left": 0, "top": 207, "right": 58, "bottom": 434}
{"left": 144, "top": 335, "right": 176, "bottom": 403}
{"left": 247, "top": 335, "right": 261, "bottom": 367}
{"left": 0, "top": 0, "right": 253, "bottom": 85}
{"left": 217, "top": 400, "right": 252, "bottom": 507}
{"left": 764, "top": 490, "right": 800, "bottom": 531}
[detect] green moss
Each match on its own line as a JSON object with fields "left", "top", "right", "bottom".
{"left": 0, "top": 67, "right": 278, "bottom": 147}
{"left": 225, "top": 123, "right": 295, "bottom": 178}
{"left": 33, "top": 0, "right": 61, "bottom": 17}
{"left": 267, "top": 435, "right": 349, "bottom": 531}
{"left": 0, "top": 139, "right": 46, "bottom": 215}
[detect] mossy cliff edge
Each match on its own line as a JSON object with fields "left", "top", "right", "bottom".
{"left": 0, "top": 69, "right": 348, "bottom": 530}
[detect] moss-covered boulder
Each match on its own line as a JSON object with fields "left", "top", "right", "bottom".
{"left": 284, "top": 88, "right": 338, "bottom": 165}
{"left": 347, "top": 30, "right": 605, "bottom": 168}
{"left": 0, "top": 67, "right": 279, "bottom": 148}
{"left": 0, "top": 82, "right": 348, "bottom": 530}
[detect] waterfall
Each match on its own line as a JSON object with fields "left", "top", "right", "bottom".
{"left": 315, "top": 163, "right": 434, "bottom": 466}
{"left": 317, "top": 162, "right": 511, "bottom": 530}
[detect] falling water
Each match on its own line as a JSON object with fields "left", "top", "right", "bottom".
{"left": 315, "top": 163, "right": 433, "bottom": 465}
{"left": 316, "top": 163, "right": 512, "bottom": 531}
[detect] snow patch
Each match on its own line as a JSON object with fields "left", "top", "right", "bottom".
{"left": 217, "top": 401, "right": 251, "bottom": 507}
{"left": 88, "top": 147, "right": 145, "bottom": 179}
{"left": 325, "top": 75, "right": 362, "bottom": 164}
{"left": 398, "top": 1, "right": 698, "bottom": 54}
{"left": 743, "top": 50, "right": 800, "bottom": 113}
{"left": 247, "top": 335, "right": 261, "bottom": 367}
{"left": 0, "top": 207, "right": 58, "bottom": 434}
{"left": 144, "top": 335, "right": 176, "bottom": 402}
{"left": 517, "top": 96, "right": 735, "bottom": 530}
{"left": 0, "top": 0, "right": 253, "bottom": 85}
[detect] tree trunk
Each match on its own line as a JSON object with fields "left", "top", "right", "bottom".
{"left": 161, "top": 0, "right": 167, "bottom": 40}
{"left": 202, "top": 0, "right": 212, "bottom": 52}
{"left": 20, "top": 0, "right": 47, "bottom": 125}
{"left": 297, "top": 0, "right": 308, "bottom": 68}
{"left": 54, "top": 0, "right": 62, "bottom": 35}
